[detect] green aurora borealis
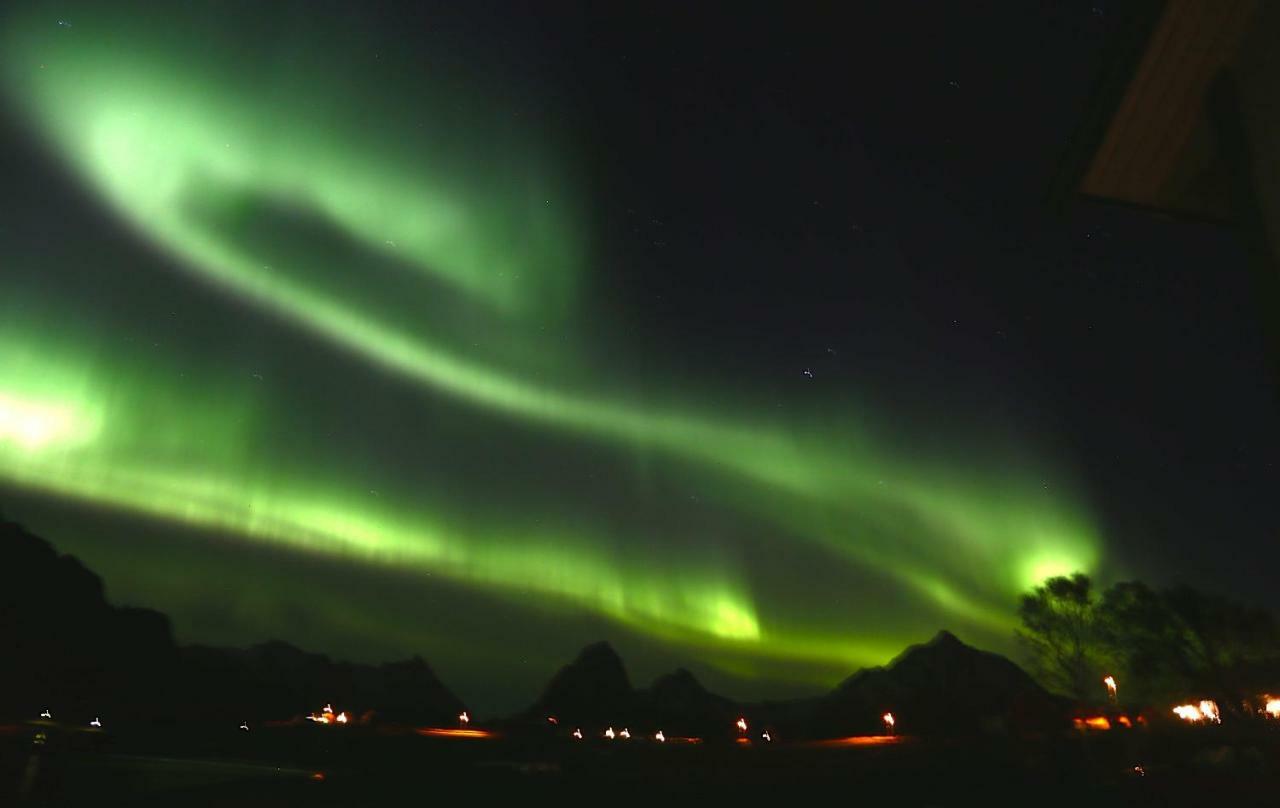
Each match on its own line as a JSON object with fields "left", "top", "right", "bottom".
{"left": 0, "top": 3, "right": 1104, "bottom": 704}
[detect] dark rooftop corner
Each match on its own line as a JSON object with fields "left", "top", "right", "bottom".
{"left": 1053, "top": 0, "right": 1280, "bottom": 380}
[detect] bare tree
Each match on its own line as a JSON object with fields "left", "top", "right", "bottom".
{"left": 1015, "top": 573, "right": 1107, "bottom": 701}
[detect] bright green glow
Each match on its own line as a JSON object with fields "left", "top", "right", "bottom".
{"left": 1021, "top": 555, "right": 1087, "bottom": 591}
{"left": 0, "top": 330, "right": 925, "bottom": 674}
{"left": 0, "top": 332, "right": 761, "bottom": 645}
{"left": 0, "top": 394, "right": 100, "bottom": 450}
{"left": 0, "top": 3, "right": 1106, "bottom": 687}
{"left": 12, "top": 14, "right": 579, "bottom": 321}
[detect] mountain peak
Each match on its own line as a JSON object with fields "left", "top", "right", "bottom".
{"left": 928, "top": 629, "right": 962, "bottom": 646}
{"left": 648, "top": 667, "right": 726, "bottom": 706}
{"left": 527, "top": 641, "right": 634, "bottom": 723}
{"left": 885, "top": 629, "right": 971, "bottom": 670}
{"left": 575, "top": 640, "right": 623, "bottom": 665}
{"left": 651, "top": 667, "right": 702, "bottom": 691}
{"left": 639, "top": 666, "right": 735, "bottom": 735}
{"left": 820, "top": 628, "right": 1064, "bottom": 736}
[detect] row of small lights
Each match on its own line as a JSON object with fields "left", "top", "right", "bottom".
{"left": 37, "top": 709, "right": 101, "bottom": 729}
{"left": 1097, "top": 674, "right": 1280, "bottom": 724}
{"left": 565, "top": 716, "right": 770, "bottom": 743}
{"left": 303, "top": 679, "right": 1280, "bottom": 737}
{"left": 36, "top": 675, "right": 1278, "bottom": 733}
{"left": 68, "top": 679, "right": 1280, "bottom": 736}
{"left": 34, "top": 704, "right": 901, "bottom": 739}
{"left": 559, "top": 712, "right": 896, "bottom": 743}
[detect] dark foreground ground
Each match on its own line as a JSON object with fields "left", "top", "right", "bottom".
{"left": 4, "top": 721, "right": 1280, "bottom": 806}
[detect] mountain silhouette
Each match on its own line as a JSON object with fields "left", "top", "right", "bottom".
{"left": 0, "top": 517, "right": 462, "bottom": 725}
{"left": 637, "top": 667, "right": 736, "bottom": 737}
{"left": 0, "top": 516, "right": 179, "bottom": 721}
{"left": 181, "top": 640, "right": 464, "bottom": 724}
{"left": 524, "top": 641, "right": 635, "bottom": 725}
{"left": 3, "top": 516, "right": 1068, "bottom": 737}
{"left": 817, "top": 630, "right": 1068, "bottom": 736}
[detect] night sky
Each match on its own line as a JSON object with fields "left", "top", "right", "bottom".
{"left": 1, "top": 0, "right": 1276, "bottom": 713}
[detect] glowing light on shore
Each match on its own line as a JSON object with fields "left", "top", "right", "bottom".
{"left": 1104, "top": 675, "right": 1117, "bottom": 700}
{"left": 882, "top": 712, "right": 895, "bottom": 733}
{"left": 655, "top": 730, "right": 665, "bottom": 743}
{"left": 458, "top": 711, "right": 469, "bottom": 726}
{"left": 761, "top": 730, "right": 772, "bottom": 742}
{"left": 239, "top": 722, "right": 249, "bottom": 731}
{"left": 668, "top": 736, "right": 702, "bottom": 744}
{"left": 619, "top": 727, "right": 631, "bottom": 739}
{"left": 414, "top": 727, "right": 495, "bottom": 739}
{"left": 1172, "top": 700, "right": 1220, "bottom": 723}
{"left": 39, "top": 709, "right": 51, "bottom": 719}
{"left": 1199, "top": 701, "right": 1220, "bottom": 723}
{"left": 572, "top": 728, "right": 583, "bottom": 740}
{"left": 604, "top": 726, "right": 616, "bottom": 740}
{"left": 305, "top": 703, "right": 344, "bottom": 724}
{"left": 89, "top": 717, "right": 101, "bottom": 728}
{"left": 810, "top": 735, "right": 909, "bottom": 748}
{"left": 1263, "top": 697, "right": 1280, "bottom": 718}
{"left": 736, "top": 717, "right": 748, "bottom": 733}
